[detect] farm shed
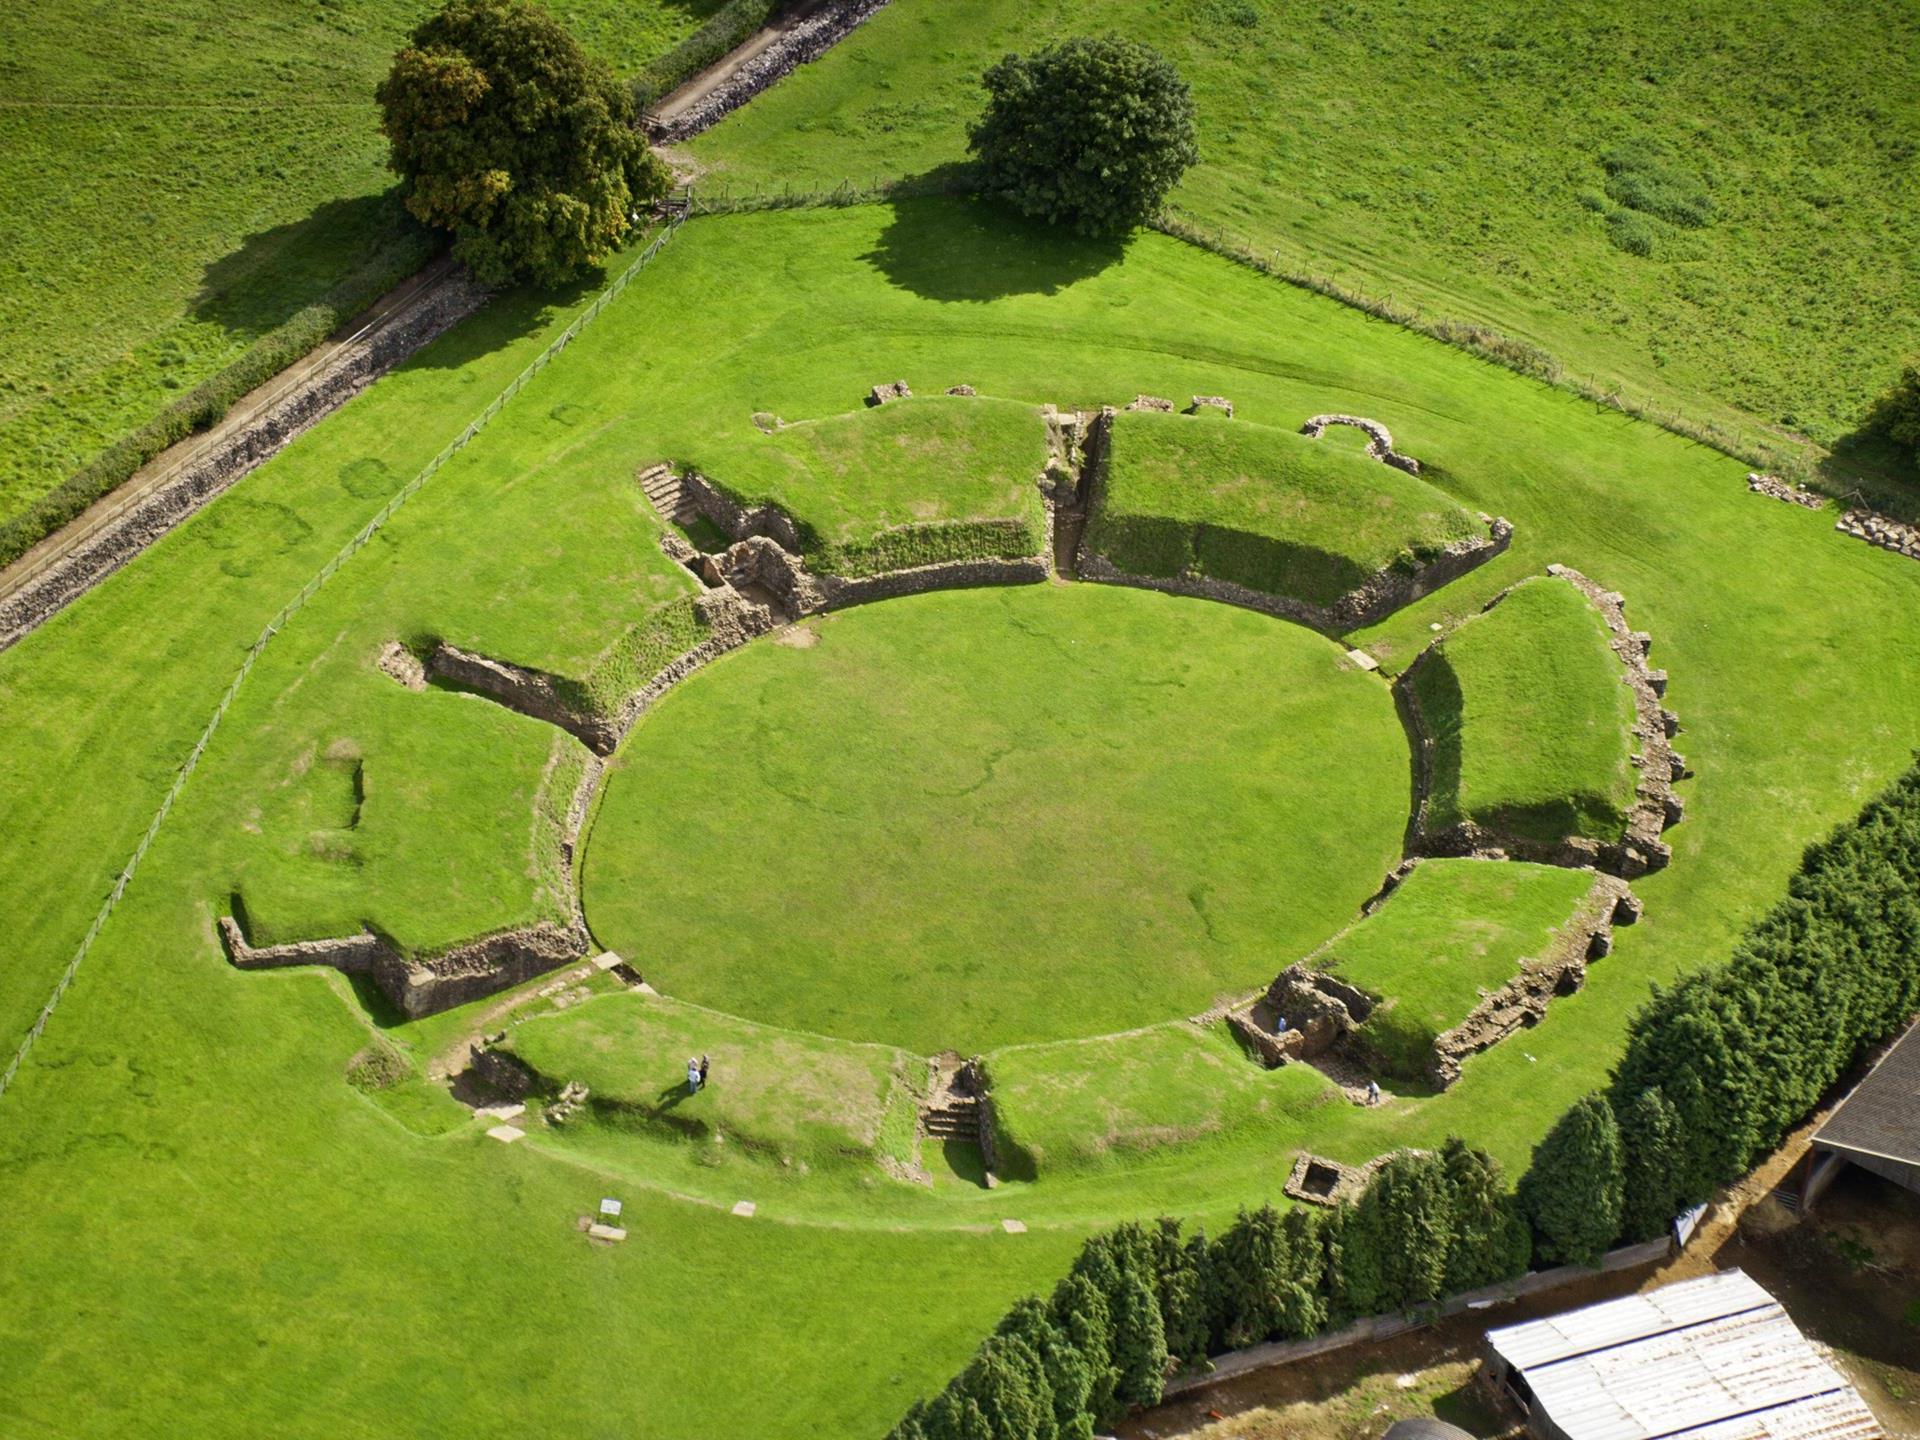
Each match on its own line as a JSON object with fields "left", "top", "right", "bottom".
{"left": 1797, "top": 1019, "right": 1920, "bottom": 1209}
{"left": 1483, "top": 1270, "right": 1881, "bottom": 1440}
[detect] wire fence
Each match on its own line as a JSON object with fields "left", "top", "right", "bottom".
{"left": 0, "top": 215, "right": 686, "bottom": 1108}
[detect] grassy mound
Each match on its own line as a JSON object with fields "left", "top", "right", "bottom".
{"left": 1411, "top": 575, "right": 1639, "bottom": 845}
{"left": 502, "top": 989, "right": 925, "bottom": 1181}
{"left": 681, "top": 395, "right": 1048, "bottom": 574}
{"left": 582, "top": 582, "right": 1408, "bottom": 1053}
{"left": 1085, "top": 409, "right": 1482, "bottom": 610}
{"left": 1318, "top": 859, "right": 1599, "bottom": 1080}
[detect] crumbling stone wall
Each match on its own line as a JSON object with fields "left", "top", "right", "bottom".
{"left": 219, "top": 914, "right": 589, "bottom": 1019}
{"left": 1423, "top": 872, "right": 1633, "bottom": 1087}
{"left": 0, "top": 269, "right": 488, "bottom": 652}
{"left": 1300, "top": 413, "right": 1421, "bottom": 476}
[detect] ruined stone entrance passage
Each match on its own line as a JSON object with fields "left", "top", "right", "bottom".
{"left": 579, "top": 583, "right": 1410, "bottom": 1054}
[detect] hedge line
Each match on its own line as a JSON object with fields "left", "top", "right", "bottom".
{"left": 891, "top": 757, "right": 1920, "bottom": 1437}
{"left": 630, "top": 0, "right": 786, "bottom": 113}
{"left": 816, "top": 514, "right": 1044, "bottom": 578}
{"left": 0, "top": 230, "right": 437, "bottom": 573}
{"left": 890, "top": 1140, "right": 1530, "bottom": 1440}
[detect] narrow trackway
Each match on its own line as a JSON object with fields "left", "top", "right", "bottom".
{"left": 0, "top": 1, "right": 862, "bottom": 631}
{"left": 0, "top": 254, "right": 460, "bottom": 614}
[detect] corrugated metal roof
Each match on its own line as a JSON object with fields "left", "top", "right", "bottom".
{"left": 1486, "top": 1271, "right": 1885, "bottom": 1440}
{"left": 1673, "top": 1391, "right": 1884, "bottom": 1440}
{"left": 1815, "top": 1021, "right": 1920, "bottom": 1167}
{"left": 1488, "top": 1270, "right": 1775, "bottom": 1370}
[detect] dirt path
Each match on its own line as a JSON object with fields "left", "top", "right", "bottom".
{"left": 650, "top": 2, "right": 834, "bottom": 128}
{"left": 0, "top": 256, "right": 468, "bottom": 636}
{"left": 0, "top": 4, "right": 884, "bottom": 647}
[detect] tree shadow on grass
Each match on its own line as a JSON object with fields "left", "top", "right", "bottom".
{"left": 1816, "top": 418, "right": 1919, "bottom": 522}
{"left": 190, "top": 187, "right": 607, "bottom": 372}
{"left": 191, "top": 193, "right": 427, "bottom": 337}
{"left": 861, "top": 183, "right": 1128, "bottom": 304}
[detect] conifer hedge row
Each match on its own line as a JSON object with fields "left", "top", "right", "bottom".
{"left": 891, "top": 761, "right": 1920, "bottom": 1439}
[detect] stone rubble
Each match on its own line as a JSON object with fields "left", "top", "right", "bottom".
{"left": 866, "top": 379, "right": 912, "bottom": 406}
{"left": 1838, "top": 507, "right": 1920, "bottom": 561}
{"left": 1747, "top": 472, "right": 1824, "bottom": 509}
{"left": 1187, "top": 395, "right": 1234, "bottom": 417}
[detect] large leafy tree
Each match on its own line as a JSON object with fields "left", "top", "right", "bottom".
{"left": 967, "top": 36, "right": 1198, "bottom": 237}
{"left": 377, "top": 0, "right": 667, "bottom": 284}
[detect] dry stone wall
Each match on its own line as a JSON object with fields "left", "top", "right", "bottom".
{"left": 648, "top": 0, "right": 894, "bottom": 144}
{"left": 0, "top": 271, "right": 488, "bottom": 652}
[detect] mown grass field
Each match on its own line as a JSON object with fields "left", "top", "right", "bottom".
{"left": 1322, "top": 859, "right": 1598, "bottom": 1079}
{"left": 682, "top": 0, "right": 1920, "bottom": 465}
{"left": 583, "top": 584, "right": 1407, "bottom": 1053}
{"left": 0, "top": 0, "right": 726, "bottom": 524}
{"left": 1, "top": 200, "right": 1918, "bottom": 1434}
{"left": 1091, "top": 409, "right": 1481, "bottom": 606}
{"left": 1411, "top": 574, "right": 1640, "bottom": 844}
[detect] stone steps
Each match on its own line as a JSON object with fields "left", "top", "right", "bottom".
{"left": 638, "top": 463, "right": 702, "bottom": 527}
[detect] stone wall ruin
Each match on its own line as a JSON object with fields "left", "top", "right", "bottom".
{"left": 1300, "top": 413, "right": 1422, "bottom": 476}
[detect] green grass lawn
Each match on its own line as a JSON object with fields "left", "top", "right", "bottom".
{"left": 1088, "top": 408, "right": 1482, "bottom": 607}
{"left": 503, "top": 987, "right": 924, "bottom": 1179}
{"left": 680, "top": 393, "right": 1048, "bottom": 572}
{"left": 0, "top": 0, "right": 727, "bottom": 525}
{"left": 682, "top": 0, "right": 1920, "bottom": 464}
{"left": 3, "top": 200, "right": 1920, "bottom": 1433}
{"left": 1319, "top": 858, "right": 1599, "bottom": 1080}
{"left": 581, "top": 584, "right": 1409, "bottom": 1053}
{"left": 1411, "top": 574, "right": 1640, "bottom": 844}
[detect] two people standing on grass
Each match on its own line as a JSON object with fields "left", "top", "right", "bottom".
{"left": 686, "top": 1054, "right": 711, "bottom": 1094}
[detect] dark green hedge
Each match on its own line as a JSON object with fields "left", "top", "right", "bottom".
{"left": 891, "top": 757, "right": 1920, "bottom": 1437}
{"left": 889, "top": 1142, "right": 1528, "bottom": 1440}
{"left": 631, "top": 0, "right": 787, "bottom": 113}
{"left": 0, "top": 231, "right": 436, "bottom": 572}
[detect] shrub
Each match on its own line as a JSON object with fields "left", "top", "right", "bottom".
{"left": 1866, "top": 362, "right": 1920, "bottom": 460}
{"left": 1333, "top": 1150, "right": 1454, "bottom": 1317}
{"left": 1616, "top": 1086, "right": 1686, "bottom": 1242}
{"left": 1606, "top": 209, "right": 1659, "bottom": 257}
{"left": 1602, "top": 146, "right": 1715, "bottom": 228}
{"left": 1518, "top": 1093, "right": 1624, "bottom": 1265}
{"left": 377, "top": 0, "right": 668, "bottom": 285}
{"left": 968, "top": 37, "right": 1198, "bottom": 237}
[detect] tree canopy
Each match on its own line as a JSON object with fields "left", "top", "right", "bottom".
{"left": 376, "top": 0, "right": 667, "bottom": 285}
{"left": 967, "top": 37, "right": 1198, "bottom": 238}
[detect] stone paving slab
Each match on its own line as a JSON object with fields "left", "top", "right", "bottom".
{"left": 486, "top": 1124, "right": 525, "bottom": 1144}
{"left": 1001, "top": 1219, "right": 1027, "bottom": 1234}
{"left": 732, "top": 1201, "right": 756, "bottom": 1218}
{"left": 588, "top": 1223, "right": 627, "bottom": 1242}
{"left": 475, "top": 1102, "right": 525, "bottom": 1121}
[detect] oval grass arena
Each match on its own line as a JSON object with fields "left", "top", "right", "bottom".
{"left": 582, "top": 584, "right": 1411, "bottom": 1052}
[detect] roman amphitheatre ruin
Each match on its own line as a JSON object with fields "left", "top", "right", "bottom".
{"left": 1, "top": 2, "right": 1916, "bottom": 1437}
